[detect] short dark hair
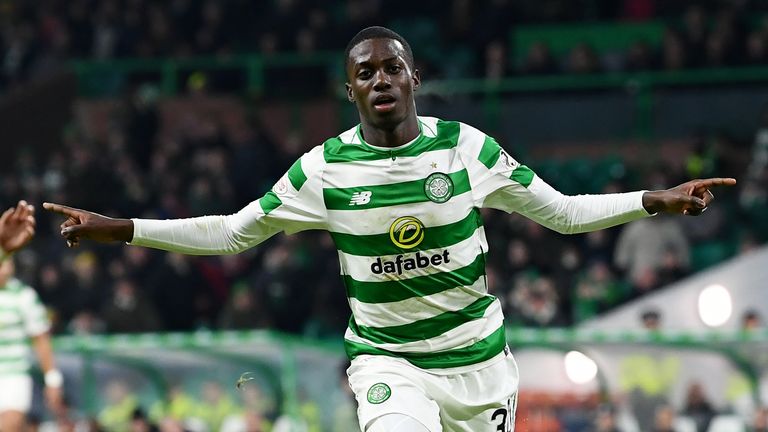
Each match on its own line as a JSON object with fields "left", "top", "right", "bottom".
{"left": 344, "top": 26, "right": 414, "bottom": 70}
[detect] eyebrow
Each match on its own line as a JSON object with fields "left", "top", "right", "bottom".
{"left": 355, "top": 56, "right": 401, "bottom": 69}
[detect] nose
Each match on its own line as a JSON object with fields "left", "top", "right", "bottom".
{"left": 372, "top": 70, "right": 391, "bottom": 92}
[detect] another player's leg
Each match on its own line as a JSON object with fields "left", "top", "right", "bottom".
{"left": 347, "top": 356, "right": 441, "bottom": 432}
{"left": 0, "top": 411, "right": 26, "bottom": 432}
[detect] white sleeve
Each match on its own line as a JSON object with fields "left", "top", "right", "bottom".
{"left": 459, "top": 122, "right": 652, "bottom": 235}
{"left": 511, "top": 177, "right": 652, "bottom": 234}
{"left": 130, "top": 147, "right": 327, "bottom": 254}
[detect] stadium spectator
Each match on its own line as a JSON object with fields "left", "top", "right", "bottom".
{"left": 573, "top": 260, "right": 624, "bottom": 322}
{"left": 624, "top": 40, "right": 656, "bottom": 71}
{"left": 661, "top": 29, "right": 688, "bottom": 70}
{"left": 652, "top": 404, "right": 676, "bottom": 432}
{"left": 217, "top": 282, "right": 270, "bottom": 330}
{"left": 198, "top": 381, "right": 239, "bottom": 432}
{"left": 98, "top": 380, "right": 139, "bottom": 432}
{"left": 594, "top": 404, "right": 621, "bottom": 432}
{"left": 520, "top": 41, "right": 560, "bottom": 75}
{"left": 640, "top": 309, "right": 662, "bottom": 331}
{"left": 614, "top": 214, "right": 690, "bottom": 294}
{"left": 567, "top": 43, "right": 601, "bottom": 74}
{"left": 753, "top": 406, "right": 768, "bottom": 432}
{"left": 746, "top": 31, "right": 768, "bottom": 65}
{"left": 101, "top": 278, "right": 161, "bottom": 333}
{"left": 130, "top": 408, "right": 159, "bottom": 432}
{"left": 680, "top": 5, "right": 709, "bottom": 68}
{"left": 741, "top": 309, "right": 762, "bottom": 330}
{"left": 682, "top": 382, "right": 718, "bottom": 432}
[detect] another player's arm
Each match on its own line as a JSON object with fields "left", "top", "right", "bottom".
{"left": 31, "top": 332, "right": 65, "bottom": 416}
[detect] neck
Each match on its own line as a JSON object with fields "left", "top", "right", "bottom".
{"left": 359, "top": 114, "right": 420, "bottom": 148}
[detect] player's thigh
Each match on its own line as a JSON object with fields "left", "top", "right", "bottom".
{"left": 348, "top": 355, "right": 442, "bottom": 432}
{"left": 440, "top": 354, "right": 519, "bottom": 432}
{"left": 0, "top": 410, "right": 26, "bottom": 432}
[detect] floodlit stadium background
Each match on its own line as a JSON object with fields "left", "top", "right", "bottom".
{"left": 2, "top": 0, "right": 768, "bottom": 431}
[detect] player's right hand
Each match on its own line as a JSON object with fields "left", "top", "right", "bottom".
{"left": 42, "top": 202, "right": 134, "bottom": 246}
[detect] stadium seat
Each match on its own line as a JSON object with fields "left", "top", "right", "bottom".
{"left": 706, "top": 415, "right": 745, "bottom": 432}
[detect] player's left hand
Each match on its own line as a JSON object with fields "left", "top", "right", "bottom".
{"left": 0, "top": 200, "right": 36, "bottom": 254}
{"left": 642, "top": 178, "right": 737, "bottom": 216}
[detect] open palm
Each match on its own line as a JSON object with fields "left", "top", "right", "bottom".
{"left": 0, "top": 200, "right": 36, "bottom": 254}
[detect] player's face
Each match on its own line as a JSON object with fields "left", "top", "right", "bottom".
{"left": 346, "top": 38, "right": 420, "bottom": 129}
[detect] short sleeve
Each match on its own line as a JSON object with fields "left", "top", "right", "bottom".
{"left": 20, "top": 286, "right": 50, "bottom": 337}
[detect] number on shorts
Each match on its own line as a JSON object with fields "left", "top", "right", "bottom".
{"left": 491, "top": 408, "right": 508, "bottom": 431}
{"left": 491, "top": 397, "right": 514, "bottom": 432}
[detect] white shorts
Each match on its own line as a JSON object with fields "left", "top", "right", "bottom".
{"left": 0, "top": 375, "right": 32, "bottom": 413}
{"left": 348, "top": 350, "right": 519, "bottom": 432}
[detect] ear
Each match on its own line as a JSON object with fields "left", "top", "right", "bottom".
{"left": 346, "top": 82, "right": 354, "bottom": 103}
{"left": 412, "top": 69, "right": 421, "bottom": 91}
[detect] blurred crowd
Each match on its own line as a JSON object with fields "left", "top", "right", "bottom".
{"left": 3, "top": 0, "right": 768, "bottom": 92}
{"left": 1, "top": 81, "right": 766, "bottom": 337}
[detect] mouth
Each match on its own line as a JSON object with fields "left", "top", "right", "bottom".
{"left": 372, "top": 94, "right": 397, "bottom": 113}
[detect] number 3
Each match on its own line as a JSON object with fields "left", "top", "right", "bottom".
{"left": 491, "top": 408, "right": 507, "bottom": 431}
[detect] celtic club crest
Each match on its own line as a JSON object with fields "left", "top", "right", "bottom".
{"left": 424, "top": 172, "right": 454, "bottom": 203}
{"left": 367, "top": 383, "right": 391, "bottom": 404}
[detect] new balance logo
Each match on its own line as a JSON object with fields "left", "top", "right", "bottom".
{"left": 349, "top": 191, "right": 372, "bottom": 206}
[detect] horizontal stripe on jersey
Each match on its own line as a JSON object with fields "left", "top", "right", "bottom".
{"left": 349, "top": 280, "right": 487, "bottom": 328}
{"left": 331, "top": 207, "right": 481, "bottom": 257}
{"left": 345, "top": 324, "right": 506, "bottom": 369}
{"left": 323, "top": 121, "right": 460, "bottom": 163}
{"left": 344, "top": 252, "right": 486, "bottom": 303}
{"left": 323, "top": 169, "right": 470, "bottom": 211}
{"left": 349, "top": 296, "right": 496, "bottom": 344}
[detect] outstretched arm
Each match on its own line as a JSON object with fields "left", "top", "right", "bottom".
{"left": 43, "top": 201, "right": 281, "bottom": 255}
{"left": 0, "top": 200, "right": 36, "bottom": 259}
{"left": 516, "top": 177, "right": 736, "bottom": 235}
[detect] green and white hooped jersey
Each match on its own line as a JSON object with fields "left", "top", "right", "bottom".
{"left": 132, "top": 115, "right": 649, "bottom": 370}
{"left": 0, "top": 278, "right": 49, "bottom": 376}
{"left": 262, "top": 117, "right": 535, "bottom": 369}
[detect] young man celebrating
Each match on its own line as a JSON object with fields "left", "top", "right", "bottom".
{"left": 45, "top": 27, "right": 735, "bottom": 432}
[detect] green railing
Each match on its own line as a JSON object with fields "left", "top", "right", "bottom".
{"left": 49, "top": 327, "right": 768, "bottom": 416}
{"left": 71, "top": 53, "right": 768, "bottom": 140}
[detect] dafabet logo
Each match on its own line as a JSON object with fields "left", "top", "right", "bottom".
{"left": 370, "top": 216, "right": 450, "bottom": 276}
